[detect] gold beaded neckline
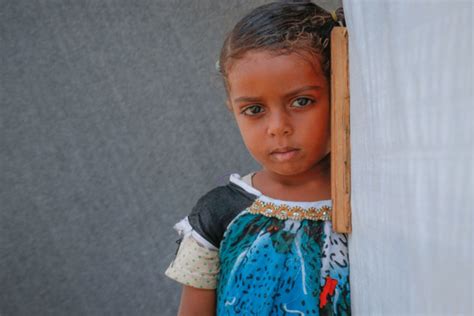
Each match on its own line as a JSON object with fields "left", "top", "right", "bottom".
{"left": 247, "top": 199, "right": 332, "bottom": 221}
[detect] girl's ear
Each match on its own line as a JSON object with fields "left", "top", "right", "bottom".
{"left": 226, "top": 99, "right": 233, "bottom": 113}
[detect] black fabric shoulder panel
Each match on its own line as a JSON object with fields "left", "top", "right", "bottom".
{"left": 187, "top": 181, "right": 257, "bottom": 248}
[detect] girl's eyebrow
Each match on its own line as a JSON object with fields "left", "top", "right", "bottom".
{"left": 233, "top": 85, "right": 323, "bottom": 103}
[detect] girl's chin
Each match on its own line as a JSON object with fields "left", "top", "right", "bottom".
{"left": 263, "top": 163, "right": 308, "bottom": 176}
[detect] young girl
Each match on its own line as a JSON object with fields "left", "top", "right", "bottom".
{"left": 165, "top": 1, "right": 350, "bottom": 315}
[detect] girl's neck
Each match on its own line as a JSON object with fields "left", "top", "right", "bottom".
{"left": 253, "top": 153, "right": 331, "bottom": 201}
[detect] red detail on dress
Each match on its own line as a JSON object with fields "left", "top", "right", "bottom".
{"left": 319, "top": 276, "right": 338, "bottom": 308}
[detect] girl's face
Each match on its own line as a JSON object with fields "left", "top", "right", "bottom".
{"left": 226, "top": 50, "right": 330, "bottom": 177}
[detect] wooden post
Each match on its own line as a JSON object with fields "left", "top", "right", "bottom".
{"left": 330, "top": 27, "right": 352, "bottom": 233}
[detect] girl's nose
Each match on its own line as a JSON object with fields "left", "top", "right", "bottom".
{"left": 267, "top": 110, "right": 293, "bottom": 137}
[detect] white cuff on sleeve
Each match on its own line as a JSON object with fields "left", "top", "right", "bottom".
{"left": 165, "top": 234, "right": 219, "bottom": 289}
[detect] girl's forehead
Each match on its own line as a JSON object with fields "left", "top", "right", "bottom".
{"left": 226, "top": 50, "right": 327, "bottom": 92}
{"left": 229, "top": 50, "right": 325, "bottom": 77}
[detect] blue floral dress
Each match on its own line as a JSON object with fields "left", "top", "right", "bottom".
{"left": 165, "top": 173, "right": 351, "bottom": 315}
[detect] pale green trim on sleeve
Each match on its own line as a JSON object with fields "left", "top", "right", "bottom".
{"left": 165, "top": 235, "right": 219, "bottom": 289}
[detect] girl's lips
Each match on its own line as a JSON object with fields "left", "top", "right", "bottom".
{"left": 271, "top": 149, "right": 300, "bottom": 161}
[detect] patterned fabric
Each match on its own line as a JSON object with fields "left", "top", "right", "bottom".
{"left": 164, "top": 234, "right": 219, "bottom": 289}
{"left": 217, "top": 211, "right": 350, "bottom": 315}
{"left": 165, "top": 172, "right": 351, "bottom": 315}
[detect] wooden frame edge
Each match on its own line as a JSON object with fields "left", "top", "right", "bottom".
{"left": 330, "top": 27, "right": 352, "bottom": 234}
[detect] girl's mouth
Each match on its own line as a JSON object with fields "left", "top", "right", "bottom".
{"left": 271, "top": 149, "right": 300, "bottom": 161}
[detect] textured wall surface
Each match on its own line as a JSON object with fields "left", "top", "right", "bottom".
{"left": 0, "top": 1, "right": 341, "bottom": 315}
{"left": 344, "top": 0, "right": 472, "bottom": 315}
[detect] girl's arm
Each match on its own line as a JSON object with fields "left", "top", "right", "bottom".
{"left": 177, "top": 285, "right": 216, "bottom": 316}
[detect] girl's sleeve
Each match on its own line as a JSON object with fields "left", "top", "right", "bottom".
{"left": 164, "top": 216, "right": 220, "bottom": 289}
{"left": 165, "top": 186, "right": 238, "bottom": 289}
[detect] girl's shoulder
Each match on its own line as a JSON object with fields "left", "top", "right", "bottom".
{"left": 186, "top": 172, "right": 257, "bottom": 249}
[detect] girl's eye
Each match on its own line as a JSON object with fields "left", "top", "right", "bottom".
{"left": 292, "top": 97, "right": 314, "bottom": 108}
{"left": 241, "top": 105, "right": 264, "bottom": 116}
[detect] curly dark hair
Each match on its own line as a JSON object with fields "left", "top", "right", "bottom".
{"left": 217, "top": 1, "right": 345, "bottom": 94}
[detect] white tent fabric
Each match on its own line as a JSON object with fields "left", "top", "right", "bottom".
{"left": 343, "top": 1, "right": 472, "bottom": 315}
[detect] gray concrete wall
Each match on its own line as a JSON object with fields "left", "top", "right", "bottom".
{"left": 0, "top": 1, "right": 341, "bottom": 315}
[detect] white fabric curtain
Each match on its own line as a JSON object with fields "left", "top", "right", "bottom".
{"left": 343, "top": 1, "right": 472, "bottom": 315}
